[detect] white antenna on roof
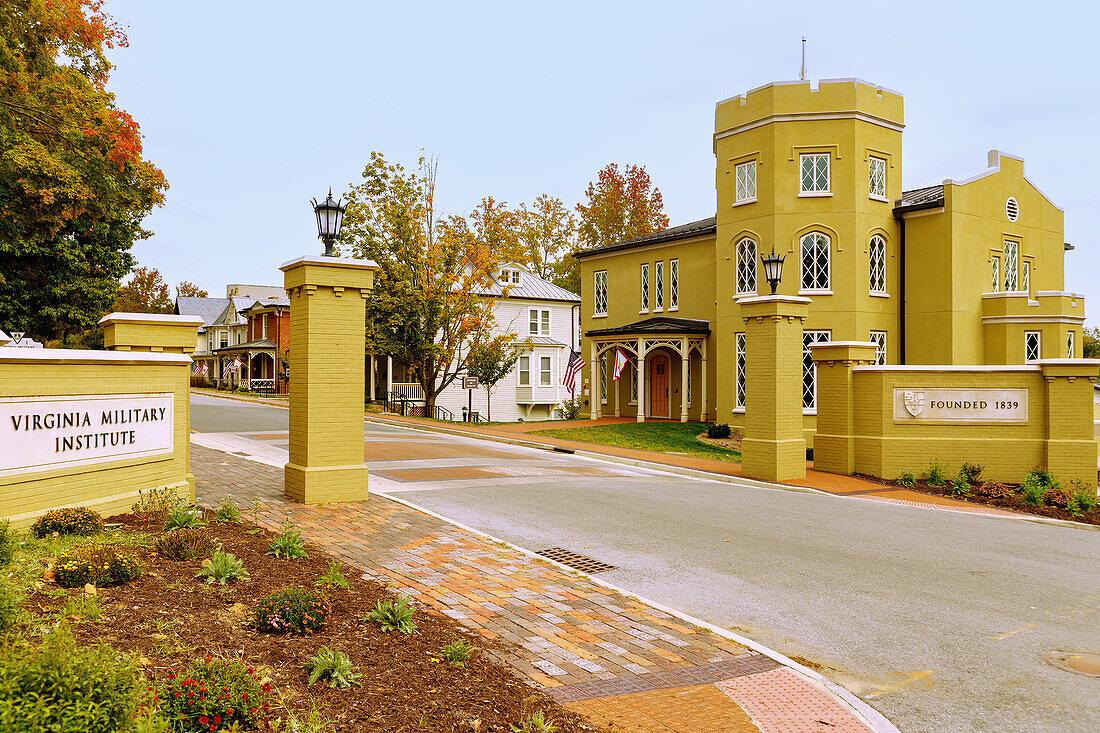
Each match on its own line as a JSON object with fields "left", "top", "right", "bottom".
{"left": 800, "top": 37, "right": 806, "bottom": 81}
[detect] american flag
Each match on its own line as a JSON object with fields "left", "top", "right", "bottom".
{"left": 192, "top": 362, "right": 200, "bottom": 375}
{"left": 222, "top": 359, "right": 234, "bottom": 379}
{"left": 562, "top": 350, "right": 585, "bottom": 394}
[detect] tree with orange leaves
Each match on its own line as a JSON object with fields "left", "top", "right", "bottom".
{"left": 114, "top": 266, "right": 172, "bottom": 314}
{"left": 340, "top": 153, "right": 504, "bottom": 409}
{"left": 0, "top": 0, "right": 168, "bottom": 340}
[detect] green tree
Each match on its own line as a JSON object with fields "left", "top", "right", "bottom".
{"left": 114, "top": 266, "right": 172, "bottom": 313}
{"left": 556, "top": 163, "right": 668, "bottom": 293}
{"left": 1083, "top": 327, "right": 1099, "bottom": 359}
{"left": 465, "top": 334, "right": 521, "bottom": 421}
{"left": 340, "top": 152, "right": 500, "bottom": 409}
{"left": 0, "top": 0, "right": 167, "bottom": 341}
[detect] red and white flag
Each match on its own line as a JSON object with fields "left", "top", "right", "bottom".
{"left": 612, "top": 346, "right": 629, "bottom": 381}
{"left": 200, "top": 363, "right": 209, "bottom": 376}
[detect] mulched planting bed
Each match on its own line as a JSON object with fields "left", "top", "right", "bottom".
{"left": 30, "top": 510, "right": 599, "bottom": 732}
{"left": 861, "top": 476, "right": 1100, "bottom": 526}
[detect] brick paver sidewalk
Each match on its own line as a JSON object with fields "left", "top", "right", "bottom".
{"left": 192, "top": 443, "right": 878, "bottom": 732}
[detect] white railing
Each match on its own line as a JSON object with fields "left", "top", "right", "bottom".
{"left": 391, "top": 382, "right": 425, "bottom": 402}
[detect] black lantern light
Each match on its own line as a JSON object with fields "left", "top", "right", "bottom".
{"left": 761, "top": 246, "right": 785, "bottom": 295}
{"left": 311, "top": 188, "right": 346, "bottom": 256}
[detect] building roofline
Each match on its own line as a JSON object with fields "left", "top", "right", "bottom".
{"left": 575, "top": 217, "right": 717, "bottom": 259}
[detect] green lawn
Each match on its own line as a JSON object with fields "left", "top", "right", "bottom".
{"left": 530, "top": 421, "right": 741, "bottom": 462}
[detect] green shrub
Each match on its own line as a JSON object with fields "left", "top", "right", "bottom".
{"left": 213, "top": 498, "right": 242, "bottom": 524}
{"left": 439, "top": 637, "right": 473, "bottom": 667}
{"left": 194, "top": 549, "right": 249, "bottom": 585}
{"left": 558, "top": 396, "right": 583, "bottom": 420}
{"left": 131, "top": 486, "right": 180, "bottom": 522}
{"left": 55, "top": 545, "right": 144, "bottom": 588}
{"left": 314, "top": 561, "right": 350, "bottom": 590}
{"left": 30, "top": 507, "right": 103, "bottom": 538}
{"left": 976, "top": 482, "right": 1014, "bottom": 499}
{"left": 0, "top": 576, "right": 26, "bottom": 633}
{"left": 959, "top": 463, "right": 984, "bottom": 484}
{"left": 948, "top": 474, "right": 971, "bottom": 497}
{"left": 304, "top": 646, "right": 362, "bottom": 688}
{"left": 267, "top": 518, "right": 308, "bottom": 559}
{"left": 60, "top": 593, "right": 101, "bottom": 624}
{"left": 1042, "top": 488, "right": 1071, "bottom": 508}
{"left": 1071, "top": 488, "right": 1098, "bottom": 513}
{"left": 363, "top": 595, "right": 417, "bottom": 634}
{"left": 164, "top": 504, "right": 205, "bottom": 531}
{"left": 157, "top": 657, "right": 274, "bottom": 732}
{"left": 510, "top": 710, "right": 558, "bottom": 733}
{"left": 1020, "top": 476, "right": 1045, "bottom": 505}
{"left": 896, "top": 471, "right": 915, "bottom": 488}
{"left": 155, "top": 528, "right": 216, "bottom": 562}
{"left": 253, "top": 588, "right": 330, "bottom": 635}
{"left": 706, "top": 423, "right": 731, "bottom": 439}
{"left": 924, "top": 461, "right": 947, "bottom": 487}
{"left": 0, "top": 627, "right": 154, "bottom": 731}
{"left": 0, "top": 520, "right": 15, "bottom": 566}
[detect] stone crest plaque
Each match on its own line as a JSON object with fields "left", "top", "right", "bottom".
{"left": 892, "top": 388, "right": 1027, "bottom": 423}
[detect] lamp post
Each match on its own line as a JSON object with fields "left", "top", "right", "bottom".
{"left": 761, "top": 247, "right": 785, "bottom": 295}
{"left": 311, "top": 188, "right": 347, "bottom": 257}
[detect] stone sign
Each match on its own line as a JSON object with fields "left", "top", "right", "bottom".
{"left": 0, "top": 393, "right": 174, "bottom": 476}
{"left": 893, "top": 388, "right": 1028, "bottom": 423}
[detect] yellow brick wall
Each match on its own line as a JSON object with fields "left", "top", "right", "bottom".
{"left": 0, "top": 352, "right": 194, "bottom": 528}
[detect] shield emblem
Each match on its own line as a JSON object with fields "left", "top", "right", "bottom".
{"left": 904, "top": 391, "right": 925, "bottom": 417}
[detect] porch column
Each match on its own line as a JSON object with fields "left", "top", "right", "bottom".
{"left": 589, "top": 340, "right": 599, "bottom": 420}
{"left": 636, "top": 337, "right": 646, "bottom": 423}
{"left": 386, "top": 355, "right": 393, "bottom": 396}
{"left": 700, "top": 338, "right": 709, "bottom": 422}
{"left": 680, "top": 337, "right": 689, "bottom": 423}
{"left": 369, "top": 353, "right": 376, "bottom": 401}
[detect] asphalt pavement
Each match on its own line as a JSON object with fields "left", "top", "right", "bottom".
{"left": 190, "top": 393, "right": 1100, "bottom": 732}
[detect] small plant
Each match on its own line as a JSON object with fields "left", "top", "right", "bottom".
{"left": 194, "top": 549, "right": 249, "bottom": 585}
{"left": 1021, "top": 470, "right": 1049, "bottom": 506}
{"left": 157, "top": 657, "right": 275, "bottom": 732}
{"left": 976, "top": 481, "right": 1014, "bottom": 499}
{"left": 164, "top": 503, "right": 205, "bottom": 530}
{"left": 315, "top": 561, "right": 350, "bottom": 590}
{"left": 924, "top": 461, "right": 947, "bottom": 487}
{"left": 439, "top": 636, "right": 473, "bottom": 667}
{"left": 959, "top": 463, "right": 984, "bottom": 484}
{"left": 1071, "top": 488, "right": 1098, "bottom": 513}
{"left": 1042, "top": 487, "right": 1071, "bottom": 508}
{"left": 131, "top": 485, "right": 180, "bottom": 521}
{"left": 0, "top": 519, "right": 15, "bottom": 566}
{"left": 557, "top": 395, "right": 584, "bottom": 420}
{"left": 155, "top": 527, "right": 216, "bottom": 561}
{"left": 0, "top": 575, "right": 26, "bottom": 632}
{"left": 213, "top": 497, "right": 242, "bottom": 523}
{"left": 896, "top": 471, "right": 916, "bottom": 488}
{"left": 305, "top": 646, "right": 362, "bottom": 688}
{"left": 54, "top": 544, "right": 144, "bottom": 588}
{"left": 510, "top": 710, "right": 558, "bottom": 733}
{"left": 253, "top": 588, "right": 331, "bottom": 635}
{"left": 706, "top": 423, "right": 731, "bottom": 439}
{"left": 267, "top": 518, "right": 309, "bottom": 559}
{"left": 948, "top": 473, "right": 971, "bottom": 497}
{"left": 363, "top": 595, "right": 417, "bottom": 634}
{"left": 60, "top": 592, "right": 101, "bottom": 623}
{"left": 30, "top": 507, "right": 103, "bottom": 538}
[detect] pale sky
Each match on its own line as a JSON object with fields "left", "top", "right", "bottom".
{"left": 107, "top": 1, "right": 1098, "bottom": 322}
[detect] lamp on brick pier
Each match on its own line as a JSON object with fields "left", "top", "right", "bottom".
{"left": 311, "top": 187, "right": 346, "bottom": 257}
{"left": 761, "top": 247, "right": 785, "bottom": 295}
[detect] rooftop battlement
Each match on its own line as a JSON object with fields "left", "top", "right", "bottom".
{"left": 714, "top": 78, "right": 904, "bottom": 136}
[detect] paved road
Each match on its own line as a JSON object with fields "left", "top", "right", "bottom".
{"left": 191, "top": 394, "right": 1100, "bottom": 732}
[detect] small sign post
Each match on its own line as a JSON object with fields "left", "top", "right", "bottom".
{"left": 463, "top": 376, "right": 478, "bottom": 420}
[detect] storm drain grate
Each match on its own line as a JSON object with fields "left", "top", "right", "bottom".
{"left": 535, "top": 547, "right": 617, "bottom": 574}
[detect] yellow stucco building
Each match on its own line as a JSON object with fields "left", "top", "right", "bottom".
{"left": 576, "top": 78, "right": 1085, "bottom": 437}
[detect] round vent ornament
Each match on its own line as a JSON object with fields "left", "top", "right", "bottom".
{"left": 1006, "top": 197, "right": 1019, "bottom": 222}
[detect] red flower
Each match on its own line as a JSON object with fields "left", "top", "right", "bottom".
{"left": 187, "top": 692, "right": 194, "bottom": 699}
{"left": 250, "top": 708, "right": 257, "bottom": 715}
{"left": 213, "top": 716, "right": 221, "bottom": 724}
{"left": 199, "top": 716, "right": 208, "bottom": 725}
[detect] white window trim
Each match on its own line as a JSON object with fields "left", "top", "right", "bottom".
{"left": 669, "top": 259, "right": 679, "bottom": 311}
{"left": 869, "top": 235, "right": 887, "bottom": 295}
{"left": 1067, "top": 331, "right": 1075, "bottom": 358}
{"left": 869, "top": 330, "right": 887, "bottom": 366}
{"left": 539, "top": 355, "right": 552, "bottom": 386}
{"left": 736, "top": 238, "right": 758, "bottom": 296}
{"left": 734, "top": 332, "right": 747, "bottom": 409}
{"left": 628, "top": 364, "right": 638, "bottom": 405}
{"left": 799, "top": 152, "right": 831, "bottom": 195}
{"left": 800, "top": 231, "right": 831, "bottom": 292}
{"left": 593, "top": 270, "right": 608, "bottom": 316}
{"left": 1024, "top": 331, "right": 1041, "bottom": 362}
{"left": 518, "top": 355, "right": 531, "bottom": 386}
{"left": 654, "top": 261, "right": 664, "bottom": 312}
{"left": 735, "top": 160, "right": 757, "bottom": 205}
{"left": 640, "top": 263, "right": 650, "bottom": 313}
{"left": 868, "top": 156, "right": 887, "bottom": 201}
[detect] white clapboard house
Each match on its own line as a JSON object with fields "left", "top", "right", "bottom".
{"left": 370, "top": 263, "right": 580, "bottom": 421}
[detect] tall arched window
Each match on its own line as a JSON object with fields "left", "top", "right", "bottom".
{"left": 800, "top": 232, "right": 830, "bottom": 291}
{"left": 869, "top": 235, "right": 886, "bottom": 293}
{"left": 736, "top": 238, "right": 757, "bottom": 294}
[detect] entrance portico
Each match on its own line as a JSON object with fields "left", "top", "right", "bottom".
{"left": 586, "top": 316, "right": 710, "bottom": 423}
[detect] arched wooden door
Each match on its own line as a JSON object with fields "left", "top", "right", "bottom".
{"left": 650, "top": 353, "right": 670, "bottom": 418}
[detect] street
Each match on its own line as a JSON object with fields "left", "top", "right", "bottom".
{"left": 192, "top": 393, "right": 1100, "bottom": 732}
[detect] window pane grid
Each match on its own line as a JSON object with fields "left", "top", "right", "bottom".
{"left": 519, "top": 356, "right": 530, "bottom": 386}
{"left": 1021, "top": 261, "right": 1030, "bottom": 294}
{"left": 735, "top": 333, "right": 746, "bottom": 408}
{"left": 870, "top": 331, "right": 887, "bottom": 366}
{"left": 801, "top": 233, "right": 830, "bottom": 290}
{"left": 736, "top": 238, "right": 757, "bottom": 294}
{"left": 869, "top": 157, "right": 886, "bottom": 198}
{"left": 736, "top": 161, "right": 757, "bottom": 202}
{"left": 800, "top": 154, "right": 829, "bottom": 192}
{"left": 869, "top": 236, "right": 886, "bottom": 293}
{"left": 1004, "top": 242, "right": 1018, "bottom": 292}
{"left": 640, "top": 264, "right": 649, "bottom": 311}
{"left": 1025, "top": 332, "right": 1040, "bottom": 362}
{"left": 1068, "top": 331, "right": 1074, "bottom": 358}
{"left": 991, "top": 257, "right": 1000, "bottom": 293}
{"left": 541, "top": 310, "right": 549, "bottom": 335}
{"left": 594, "top": 271, "right": 607, "bottom": 315}
{"left": 540, "top": 356, "right": 551, "bottom": 386}
{"left": 655, "top": 261, "right": 664, "bottom": 310}
{"left": 630, "top": 364, "right": 638, "bottom": 402}
{"left": 670, "top": 260, "right": 679, "bottom": 308}
{"left": 803, "top": 331, "right": 830, "bottom": 409}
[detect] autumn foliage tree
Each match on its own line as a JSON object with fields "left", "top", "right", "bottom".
{"left": 175, "top": 281, "right": 208, "bottom": 298}
{"left": 113, "top": 266, "right": 171, "bottom": 314}
{"left": 339, "top": 153, "right": 503, "bottom": 409}
{"left": 0, "top": 0, "right": 167, "bottom": 340}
